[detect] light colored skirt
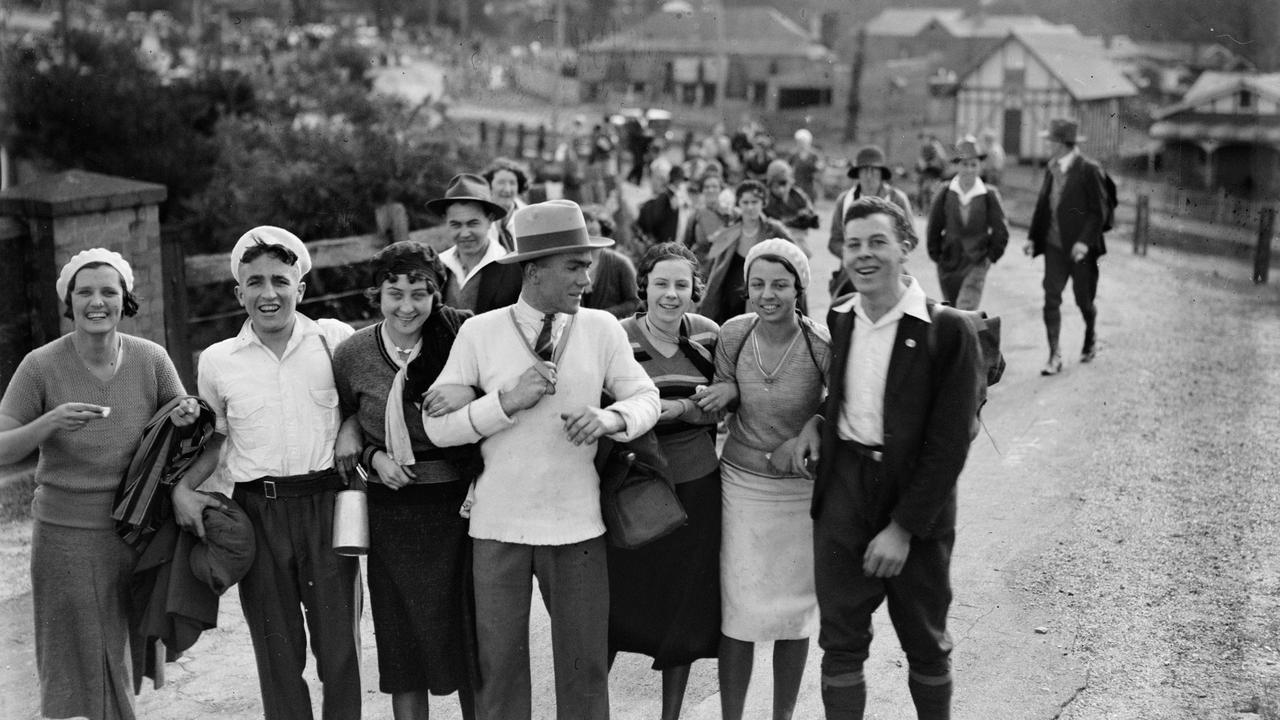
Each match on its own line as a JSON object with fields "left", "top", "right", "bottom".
{"left": 32, "top": 521, "right": 138, "bottom": 720}
{"left": 720, "top": 461, "right": 818, "bottom": 642}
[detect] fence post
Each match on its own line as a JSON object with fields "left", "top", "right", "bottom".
{"left": 496, "top": 121, "right": 507, "bottom": 154}
{"left": 515, "top": 123, "right": 526, "bottom": 159}
{"left": 1254, "top": 207, "right": 1275, "bottom": 285}
{"left": 1132, "top": 194, "right": 1150, "bottom": 256}
{"left": 478, "top": 120, "right": 488, "bottom": 150}
{"left": 536, "top": 124, "right": 548, "bottom": 159}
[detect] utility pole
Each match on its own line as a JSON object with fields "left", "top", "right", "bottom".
{"left": 844, "top": 26, "right": 866, "bottom": 142}
{"left": 715, "top": 0, "right": 729, "bottom": 118}
{"left": 551, "top": 0, "right": 566, "bottom": 136}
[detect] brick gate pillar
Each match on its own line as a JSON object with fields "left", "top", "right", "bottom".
{"left": 0, "top": 170, "right": 169, "bottom": 349}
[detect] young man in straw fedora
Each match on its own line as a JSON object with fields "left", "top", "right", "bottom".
{"left": 1023, "top": 118, "right": 1109, "bottom": 376}
{"left": 424, "top": 200, "right": 660, "bottom": 720}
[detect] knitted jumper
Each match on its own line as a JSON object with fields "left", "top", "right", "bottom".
{"left": 0, "top": 334, "right": 184, "bottom": 528}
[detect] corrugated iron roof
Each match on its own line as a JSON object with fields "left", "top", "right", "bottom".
{"left": 1155, "top": 72, "right": 1280, "bottom": 119}
{"left": 943, "top": 14, "right": 1078, "bottom": 39}
{"left": 583, "top": 5, "right": 828, "bottom": 58}
{"left": 1010, "top": 32, "right": 1139, "bottom": 101}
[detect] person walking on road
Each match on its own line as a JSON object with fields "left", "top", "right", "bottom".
{"left": 331, "top": 241, "right": 479, "bottom": 720}
{"left": 423, "top": 200, "right": 660, "bottom": 720}
{"left": 792, "top": 195, "right": 980, "bottom": 720}
{"left": 699, "top": 179, "right": 796, "bottom": 324}
{"left": 695, "top": 239, "right": 830, "bottom": 720}
{"left": 1023, "top": 118, "right": 1109, "bottom": 375}
{"left": 0, "top": 248, "right": 199, "bottom": 720}
{"left": 608, "top": 242, "right": 724, "bottom": 720}
{"left": 925, "top": 137, "right": 1010, "bottom": 310}
{"left": 827, "top": 145, "right": 914, "bottom": 298}
{"left": 172, "top": 226, "right": 363, "bottom": 720}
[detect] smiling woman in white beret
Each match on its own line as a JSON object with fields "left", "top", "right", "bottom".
{"left": 0, "top": 247, "right": 198, "bottom": 720}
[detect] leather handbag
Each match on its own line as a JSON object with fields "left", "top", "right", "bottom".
{"left": 595, "top": 429, "right": 687, "bottom": 550}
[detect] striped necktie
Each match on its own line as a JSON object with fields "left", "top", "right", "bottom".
{"left": 534, "top": 312, "right": 556, "bottom": 361}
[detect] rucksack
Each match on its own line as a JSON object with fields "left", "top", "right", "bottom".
{"left": 1101, "top": 169, "right": 1118, "bottom": 233}
{"left": 926, "top": 300, "right": 1005, "bottom": 440}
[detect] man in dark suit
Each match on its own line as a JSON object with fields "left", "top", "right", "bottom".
{"left": 633, "top": 159, "right": 689, "bottom": 251}
{"left": 428, "top": 173, "right": 524, "bottom": 314}
{"left": 1023, "top": 118, "right": 1109, "bottom": 375}
{"left": 790, "top": 195, "right": 980, "bottom": 720}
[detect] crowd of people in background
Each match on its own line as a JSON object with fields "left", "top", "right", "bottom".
{"left": 0, "top": 111, "right": 1115, "bottom": 720}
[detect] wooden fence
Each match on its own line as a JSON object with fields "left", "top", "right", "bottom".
{"left": 171, "top": 226, "right": 450, "bottom": 387}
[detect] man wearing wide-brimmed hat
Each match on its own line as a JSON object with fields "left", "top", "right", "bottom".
{"left": 925, "top": 137, "right": 1010, "bottom": 310}
{"left": 826, "top": 145, "right": 914, "bottom": 297}
{"left": 429, "top": 173, "right": 524, "bottom": 314}
{"left": 1023, "top": 118, "right": 1109, "bottom": 376}
{"left": 424, "top": 200, "right": 660, "bottom": 720}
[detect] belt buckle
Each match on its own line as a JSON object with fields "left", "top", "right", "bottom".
{"left": 264, "top": 480, "right": 277, "bottom": 500}
{"left": 869, "top": 449, "right": 884, "bottom": 463}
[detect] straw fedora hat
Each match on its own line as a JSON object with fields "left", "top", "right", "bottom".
{"left": 848, "top": 145, "right": 892, "bottom": 180}
{"left": 1039, "top": 118, "right": 1086, "bottom": 144}
{"left": 496, "top": 200, "right": 614, "bottom": 264}
{"left": 425, "top": 173, "right": 508, "bottom": 220}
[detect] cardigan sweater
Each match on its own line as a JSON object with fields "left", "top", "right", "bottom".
{"left": 0, "top": 334, "right": 184, "bottom": 528}
{"left": 424, "top": 304, "right": 660, "bottom": 545}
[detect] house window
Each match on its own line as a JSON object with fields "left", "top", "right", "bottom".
{"left": 1003, "top": 67, "right": 1025, "bottom": 90}
{"left": 1240, "top": 90, "right": 1253, "bottom": 109}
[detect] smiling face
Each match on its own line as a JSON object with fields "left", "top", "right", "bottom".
{"left": 379, "top": 274, "right": 435, "bottom": 340}
{"left": 490, "top": 169, "right": 520, "bottom": 209}
{"left": 235, "top": 254, "right": 305, "bottom": 339}
{"left": 956, "top": 157, "right": 982, "bottom": 184}
{"left": 526, "top": 251, "right": 593, "bottom": 315}
{"left": 446, "top": 201, "right": 493, "bottom": 261}
{"left": 69, "top": 266, "right": 126, "bottom": 335}
{"left": 645, "top": 258, "right": 696, "bottom": 325}
{"left": 842, "top": 212, "right": 908, "bottom": 302}
{"left": 746, "top": 258, "right": 799, "bottom": 323}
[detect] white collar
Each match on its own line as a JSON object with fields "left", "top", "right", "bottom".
{"left": 836, "top": 276, "right": 931, "bottom": 324}
{"left": 440, "top": 238, "right": 507, "bottom": 283}
{"left": 232, "top": 313, "right": 322, "bottom": 354}
{"left": 514, "top": 297, "right": 561, "bottom": 324}
{"left": 1056, "top": 148, "right": 1079, "bottom": 174}
{"left": 948, "top": 175, "right": 988, "bottom": 205}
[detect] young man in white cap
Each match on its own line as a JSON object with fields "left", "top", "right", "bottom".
{"left": 171, "top": 226, "right": 361, "bottom": 720}
{"left": 1023, "top": 117, "right": 1109, "bottom": 375}
{"left": 424, "top": 200, "right": 660, "bottom": 720}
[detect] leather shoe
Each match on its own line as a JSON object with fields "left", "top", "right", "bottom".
{"left": 1081, "top": 342, "right": 1097, "bottom": 363}
{"left": 1040, "top": 354, "right": 1063, "bottom": 376}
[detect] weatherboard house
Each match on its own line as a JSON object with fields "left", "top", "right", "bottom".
{"left": 1149, "top": 72, "right": 1280, "bottom": 198}
{"left": 954, "top": 31, "right": 1138, "bottom": 162}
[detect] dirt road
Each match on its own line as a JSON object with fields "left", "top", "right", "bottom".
{"left": 2, "top": 196, "right": 1278, "bottom": 718}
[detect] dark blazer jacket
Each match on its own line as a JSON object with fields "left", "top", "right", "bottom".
{"left": 635, "top": 190, "right": 682, "bottom": 246}
{"left": 1027, "top": 153, "right": 1108, "bottom": 260}
{"left": 811, "top": 296, "right": 979, "bottom": 538}
{"left": 467, "top": 261, "right": 523, "bottom": 314}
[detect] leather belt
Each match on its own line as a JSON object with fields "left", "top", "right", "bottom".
{"left": 842, "top": 440, "right": 884, "bottom": 463}
{"left": 238, "top": 469, "right": 345, "bottom": 499}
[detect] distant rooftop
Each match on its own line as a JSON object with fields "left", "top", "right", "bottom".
{"left": 1155, "top": 72, "right": 1280, "bottom": 119}
{"left": 865, "top": 7, "right": 1077, "bottom": 39}
{"left": 583, "top": 5, "right": 828, "bottom": 58}
{"left": 960, "top": 31, "right": 1138, "bottom": 102}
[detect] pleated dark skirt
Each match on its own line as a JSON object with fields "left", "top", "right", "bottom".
{"left": 366, "top": 479, "right": 473, "bottom": 695}
{"left": 607, "top": 469, "right": 722, "bottom": 670}
{"left": 31, "top": 521, "right": 139, "bottom": 720}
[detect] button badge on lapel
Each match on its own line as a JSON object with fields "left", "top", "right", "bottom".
{"left": 905, "top": 338, "right": 917, "bottom": 348}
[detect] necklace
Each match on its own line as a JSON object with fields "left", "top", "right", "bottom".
{"left": 752, "top": 328, "right": 801, "bottom": 387}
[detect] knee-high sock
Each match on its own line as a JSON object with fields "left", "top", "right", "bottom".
{"left": 908, "top": 673, "right": 952, "bottom": 720}
{"left": 821, "top": 671, "right": 866, "bottom": 720}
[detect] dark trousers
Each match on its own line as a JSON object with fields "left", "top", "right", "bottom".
{"left": 472, "top": 536, "right": 610, "bottom": 720}
{"left": 234, "top": 486, "right": 362, "bottom": 720}
{"left": 814, "top": 442, "right": 954, "bottom": 696}
{"left": 1041, "top": 243, "right": 1099, "bottom": 350}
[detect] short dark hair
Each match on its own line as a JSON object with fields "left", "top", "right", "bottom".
{"left": 482, "top": 157, "right": 530, "bottom": 194}
{"left": 62, "top": 262, "right": 139, "bottom": 320}
{"left": 239, "top": 242, "right": 299, "bottom": 268}
{"left": 636, "top": 242, "right": 703, "bottom": 303}
{"left": 735, "top": 179, "right": 767, "bottom": 204}
{"left": 842, "top": 196, "right": 918, "bottom": 250}
{"left": 364, "top": 240, "right": 445, "bottom": 308}
{"left": 690, "top": 169, "right": 725, "bottom": 194}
